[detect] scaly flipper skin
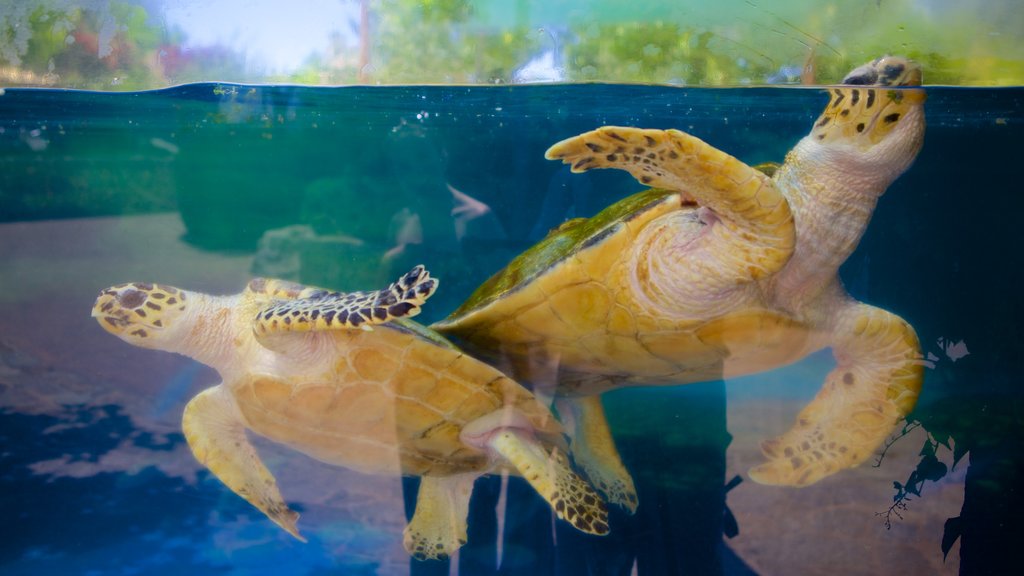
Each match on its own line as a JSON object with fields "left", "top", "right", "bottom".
{"left": 557, "top": 396, "right": 638, "bottom": 513}
{"left": 253, "top": 265, "right": 437, "bottom": 336}
{"left": 546, "top": 126, "right": 795, "bottom": 283}
{"left": 404, "top": 473, "right": 478, "bottom": 560}
{"left": 749, "top": 301, "right": 922, "bottom": 486}
{"left": 489, "top": 430, "right": 609, "bottom": 535}
{"left": 183, "top": 386, "right": 305, "bottom": 541}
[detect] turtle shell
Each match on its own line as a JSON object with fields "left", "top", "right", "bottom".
{"left": 231, "top": 318, "right": 562, "bottom": 477}
{"left": 435, "top": 186, "right": 812, "bottom": 390}
{"left": 439, "top": 188, "right": 679, "bottom": 329}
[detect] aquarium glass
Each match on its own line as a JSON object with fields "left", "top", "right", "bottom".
{"left": 1, "top": 1, "right": 1022, "bottom": 575}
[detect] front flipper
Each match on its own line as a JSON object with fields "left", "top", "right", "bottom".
{"left": 546, "top": 127, "right": 794, "bottom": 281}
{"left": 253, "top": 265, "right": 438, "bottom": 338}
{"left": 749, "top": 302, "right": 923, "bottom": 486}
{"left": 488, "top": 430, "right": 609, "bottom": 535}
{"left": 403, "top": 473, "right": 479, "bottom": 560}
{"left": 182, "top": 386, "right": 304, "bottom": 541}
{"left": 557, "top": 396, "right": 638, "bottom": 513}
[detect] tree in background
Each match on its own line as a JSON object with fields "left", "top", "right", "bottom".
{"left": 2, "top": 0, "right": 1023, "bottom": 88}
{"left": 369, "top": 0, "right": 537, "bottom": 84}
{"left": 0, "top": 0, "right": 246, "bottom": 89}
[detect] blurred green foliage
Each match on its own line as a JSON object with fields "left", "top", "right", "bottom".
{"left": 2, "top": 1, "right": 166, "bottom": 90}
{"left": 0, "top": 0, "right": 1022, "bottom": 88}
{"left": 370, "top": 0, "right": 538, "bottom": 83}
{"left": 567, "top": 22, "right": 775, "bottom": 85}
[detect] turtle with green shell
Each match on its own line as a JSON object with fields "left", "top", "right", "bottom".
{"left": 434, "top": 56, "right": 926, "bottom": 504}
{"left": 92, "top": 266, "right": 608, "bottom": 560}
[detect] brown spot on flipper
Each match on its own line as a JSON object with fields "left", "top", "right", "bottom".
{"left": 572, "top": 157, "right": 595, "bottom": 170}
{"left": 389, "top": 302, "right": 415, "bottom": 316}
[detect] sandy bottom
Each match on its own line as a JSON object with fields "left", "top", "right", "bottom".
{"left": 723, "top": 380, "right": 962, "bottom": 575}
{"left": 0, "top": 214, "right": 963, "bottom": 575}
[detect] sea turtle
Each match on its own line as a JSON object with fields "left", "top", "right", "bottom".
{"left": 91, "top": 266, "right": 608, "bottom": 559}
{"left": 434, "top": 56, "right": 926, "bottom": 498}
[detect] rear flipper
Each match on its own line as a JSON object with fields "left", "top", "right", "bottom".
{"left": 489, "top": 429, "right": 610, "bottom": 535}
{"left": 557, "top": 395, "right": 638, "bottom": 513}
{"left": 749, "top": 303, "right": 923, "bottom": 486}
{"left": 404, "top": 473, "right": 478, "bottom": 560}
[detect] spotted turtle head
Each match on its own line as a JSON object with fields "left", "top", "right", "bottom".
{"left": 806, "top": 56, "right": 926, "bottom": 187}
{"left": 92, "top": 282, "right": 194, "bottom": 350}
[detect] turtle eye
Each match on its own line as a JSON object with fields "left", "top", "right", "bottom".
{"left": 880, "top": 63, "right": 906, "bottom": 85}
{"left": 842, "top": 71, "right": 877, "bottom": 85}
{"left": 116, "top": 287, "right": 147, "bottom": 309}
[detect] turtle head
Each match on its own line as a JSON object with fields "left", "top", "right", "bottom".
{"left": 92, "top": 282, "right": 247, "bottom": 372}
{"left": 805, "top": 55, "right": 925, "bottom": 191}
{"left": 93, "top": 282, "right": 198, "bottom": 351}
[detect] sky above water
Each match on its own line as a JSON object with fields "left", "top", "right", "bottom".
{"left": 163, "top": 0, "right": 361, "bottom": 73}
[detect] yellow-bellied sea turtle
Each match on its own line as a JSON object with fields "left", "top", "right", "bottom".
{"left": 434, "top": 56, "right": 926, "bottom": 498}
{"left": 92, "top": 266, "right": 607, "bottom": 559}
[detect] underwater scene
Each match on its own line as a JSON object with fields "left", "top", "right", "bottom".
{"left": 0, "top": 77, "right": 1021, "bottom": 576}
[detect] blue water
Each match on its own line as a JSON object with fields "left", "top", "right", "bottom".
{"left": 0, "top": 83, "right": 1021, "bottom": 575}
